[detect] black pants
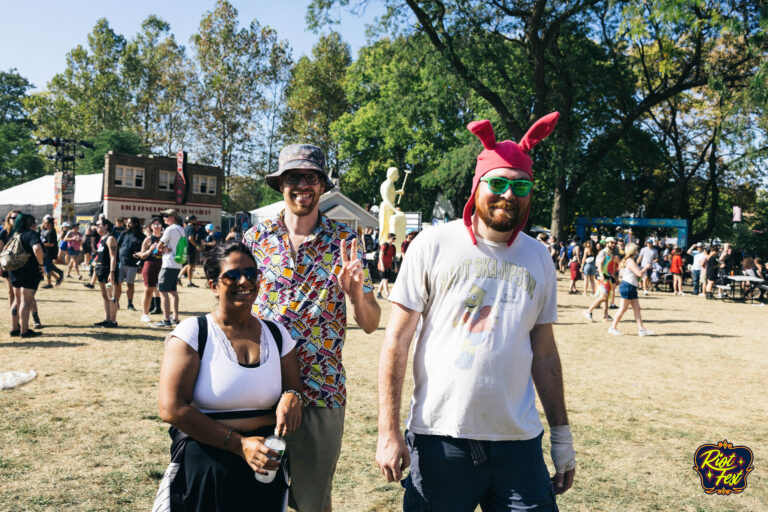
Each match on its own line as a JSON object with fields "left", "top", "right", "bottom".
{"left": 175, "top": 425, "right": 287, "bottom": 511}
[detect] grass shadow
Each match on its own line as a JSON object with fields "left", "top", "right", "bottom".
{"left": 0, "top": 340, "right": 87, "bottom": 348}
{"left": 659, "top": 332, "right": 737, "bottom": 338}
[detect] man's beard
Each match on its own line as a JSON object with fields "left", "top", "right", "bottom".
{"left": 285, "top": 187, "right": 320, "bottom": 217}
{"left": 475, "top": 195, "right": 526, "bottom": 233}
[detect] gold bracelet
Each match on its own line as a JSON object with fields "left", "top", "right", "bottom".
{"left": 224, "top": 427, "right": 234, "bottom": 449}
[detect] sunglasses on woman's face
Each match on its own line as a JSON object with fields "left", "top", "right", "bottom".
{"left": 282, "top": 172, "right": 321, "bottom": 186}
{"left": 219, "top": 266, "right": 259, "bottom": 285}
{"left": 480, "top": 177, "right": 534, "bottom": 197}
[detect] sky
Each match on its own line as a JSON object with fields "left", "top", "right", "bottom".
{"left": 0, "top": 0, "right": 385, "bottom": 91}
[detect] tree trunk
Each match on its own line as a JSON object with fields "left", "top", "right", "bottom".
{"left": 550, "top": 176, "right": 568, "bottom": 241}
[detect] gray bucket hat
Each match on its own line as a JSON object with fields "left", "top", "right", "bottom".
{"left": 265, "top": 144, "right": 335, "bottom": 192}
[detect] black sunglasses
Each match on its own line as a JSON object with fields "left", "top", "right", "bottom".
{"left": 282, "top": 172, "right": 321, "bottom": 186}
{"left": 219, "top": 267, "right": 259, "bottom": 284}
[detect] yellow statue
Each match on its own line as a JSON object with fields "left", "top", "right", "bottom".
{"left": 379, "top": 167, "right": 408, "bottom": 255}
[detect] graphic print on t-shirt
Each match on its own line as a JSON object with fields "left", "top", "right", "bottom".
{"left": 441, "top": 256, "right": 538, "bottom": 370}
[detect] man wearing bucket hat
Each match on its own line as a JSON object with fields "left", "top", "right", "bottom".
{"left": 243, "top": 143, "right": 381, "bottom": 512}
{"left": 376, "top": 114, "right": 575, "bottom": 510}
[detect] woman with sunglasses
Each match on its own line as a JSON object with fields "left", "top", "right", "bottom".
{"left": 158, "top": 242, "right": 302, "bottom": 510}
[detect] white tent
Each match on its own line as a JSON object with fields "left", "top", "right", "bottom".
{"left": 0, "top": 173, "right": 104, "bottom": 219}
{"left": 250, "top": 189, "right": 378, "bottom": 233}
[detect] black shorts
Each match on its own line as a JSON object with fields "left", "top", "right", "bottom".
{"left": 95, "top": 265, "right": 111, "bottom": 284}
{"left": 158, "top": 267, "right": 180, "bottom": 292}
{"left": 382, "top": 268, "right": 397, "bottom": 282}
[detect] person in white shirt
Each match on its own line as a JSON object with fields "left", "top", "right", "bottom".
{"left": 637, "top": 239, "right": 658, "bottom": 295}
{"left": 688, "top": 243, "right": 707, "bottom": 296}
{"left": 154, "top": 209, "right": 185, "bottom": 328}
{"left": 376, "top": 114, "right": 574, "bottom": 511}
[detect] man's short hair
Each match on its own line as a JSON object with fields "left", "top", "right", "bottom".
{"left": 388, "top": 233, "right": 396, "bottom": 239}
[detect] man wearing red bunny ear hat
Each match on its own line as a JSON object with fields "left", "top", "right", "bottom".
{"left": 376, "top": 113, "right": 575, "bottom": 510}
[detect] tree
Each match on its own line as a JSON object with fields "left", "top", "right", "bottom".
{"left": 0, "top": 70, "right": 44, "bottom": 188}
{"left": 331, "top": 35, "right": 479, "bottom": 218}
{"left": 282, "top": 32, "right": 352, "bottom": 179}
{"left": 190, "top": 0, "right": 291, "bottom": 190}
{"left": 310, "top": 0, "right": 766, "bottom": 240}
{"left": 122, "top": 16, "right": 193, "bottom": 153}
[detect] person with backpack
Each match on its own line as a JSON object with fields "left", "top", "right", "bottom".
{"left": 1, "top": 211, "right": 20, "bottom": 333}
{"left": 6, "top": 213, "right": 45, "bottom": 337}
{"left": 153, "top": 209, "right": 185, "bottom": 328}
{"left": 156, "top": 242, "right": 302, "bottom": 511}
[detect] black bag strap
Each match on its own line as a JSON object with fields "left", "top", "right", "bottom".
{"left": 263, "top": 320, "right": 283, "bottom": 356}
{"left": 196, "top": 315, "right": 208, "bottom": 359}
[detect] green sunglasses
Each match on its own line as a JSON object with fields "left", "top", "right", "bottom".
{"left": 480, "top": 177, "right": 534, "bottom": 197}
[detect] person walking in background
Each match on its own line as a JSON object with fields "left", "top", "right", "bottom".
{"left": 93, "top": 218, "right": 118, "bottom": 328}
{"left": 244, "top": 143, "right": 381, "bottom": 512}
{"left": 581, "top": 240, "right": 597, "bottom": 296}
{"left": 637, "top": 239, "right": 658, "bottom": 296}
{"left": 584, "top": 237, "right": 617, "bottom": 322}
{"left": 111, "top": 217, "right": 126, "bottom": 239}
{"left": 688, "top": 243, "right": 706, "bottom": 296}
{"left": 40, "top": 215, "right": 64, "bottom": 289}
{"left": 670, "top": 247, "right": 685, "bottom": 295}
{"left": 201, "top": 223, "right": 218, "bottom": 255}
{"left": 557, "top": 240, "right": 568, "bottom": 273}
{"left": 567, "top": 237, "right": 581, "bottom": 294}
{"left": 8, "top": 213, "right": 45, "bottom": 337}
{"left": 377, "top": 233, "right": 397, "bottom": 299}
{"left": 115, "top": 217, "right": 144, "bottom": 311}
{"left": 63, "top": 222, "right": 83, "bottom": 279}
{"left": 135, "top": 217, "right": 165, "bottom": 322}
{"left": 180, "top": 215, "right": 201, "bottom": 288}
{"left": 704, "top": 246, "right": 720, "bottom": 299}
{"left": 1, "top": 211, "right": 20, "bottom": 333}
{"left": 153, "top": 209, "right": 185, "bottom": 328}
{"left": 609, "top": 242, "right": 653, "bottom": 336}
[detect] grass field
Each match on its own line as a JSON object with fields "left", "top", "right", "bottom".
{"left": 1, "top": 270, "right": 766, "bottom": 511}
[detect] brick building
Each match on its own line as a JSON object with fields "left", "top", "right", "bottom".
{"left": 103, "top": 152, "right": 223, "bottom": 226}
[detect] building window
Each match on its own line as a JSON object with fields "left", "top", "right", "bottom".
{"left": 193, "top": 175, "right": 216, "bottom": 195}
{"left": 159, "top": 171, "right": 175, "bottom": 191}
{"left": 115, "top": 166, "right": 144, "bottom": 189}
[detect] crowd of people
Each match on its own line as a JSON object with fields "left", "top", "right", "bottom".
{"left": 534, "top": 232, "right": 766, "bottom": 336}
{"left": 0, "top": 209, "right": 227, "bottom": 335}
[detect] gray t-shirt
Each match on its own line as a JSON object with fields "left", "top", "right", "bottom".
{"left": 638, "top": 246, "right": 658, "bottom": 267}
{"left": 388, "top": 221, "right": 557, "bottom": 441}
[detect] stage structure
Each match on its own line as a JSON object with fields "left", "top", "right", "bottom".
{"left": 37, "top": 137, "right": 94, "bottom": 226}
{"left": 575, "top": 216, "right": 689, "bottom": 248}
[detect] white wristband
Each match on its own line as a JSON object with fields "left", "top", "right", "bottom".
{"left": 550, "top": 425, "right": 576, "bottom": 473}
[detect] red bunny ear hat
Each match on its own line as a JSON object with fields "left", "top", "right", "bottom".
{"left": 463, "top": 112, "right": 559, "bottom": 246}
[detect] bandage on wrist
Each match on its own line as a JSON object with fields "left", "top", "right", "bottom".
{"left": 550, "top": 424, "right": 576, "bottom": 473}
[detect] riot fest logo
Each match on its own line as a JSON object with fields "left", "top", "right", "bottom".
{"left": 693, "top": 440, "right": 754, "bottom": 495}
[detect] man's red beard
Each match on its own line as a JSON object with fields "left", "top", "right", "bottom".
{"left": 475, "top": 194, "right": 527, "bottom": 233}
{"left": 284, "top": 186, "right": 321, "bottom": 217}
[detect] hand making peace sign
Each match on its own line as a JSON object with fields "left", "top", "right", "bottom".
{"left": 338, "top": 238, "right": 365, "bottom": 298}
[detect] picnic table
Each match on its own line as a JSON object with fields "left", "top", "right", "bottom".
{"left": 725, "top": 275, "right": 765, "bottom": 302}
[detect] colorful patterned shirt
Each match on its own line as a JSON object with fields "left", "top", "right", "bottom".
{"left": 243, "top": 211, "right": 373, "bottom": 408}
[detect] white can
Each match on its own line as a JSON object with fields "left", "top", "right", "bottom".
{"left": 254, "top": 434, "right": 286, "bottom": 484}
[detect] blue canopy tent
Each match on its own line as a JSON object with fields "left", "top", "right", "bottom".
{"left": 575, "top": 216, "right": 688, "bottom": 248}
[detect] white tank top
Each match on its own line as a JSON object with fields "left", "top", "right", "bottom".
{"left": 169, "top": 314, "right": 295, "bottom": 415}
{"left": 621, "top": 266, "right": 639, "bottom": 287}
